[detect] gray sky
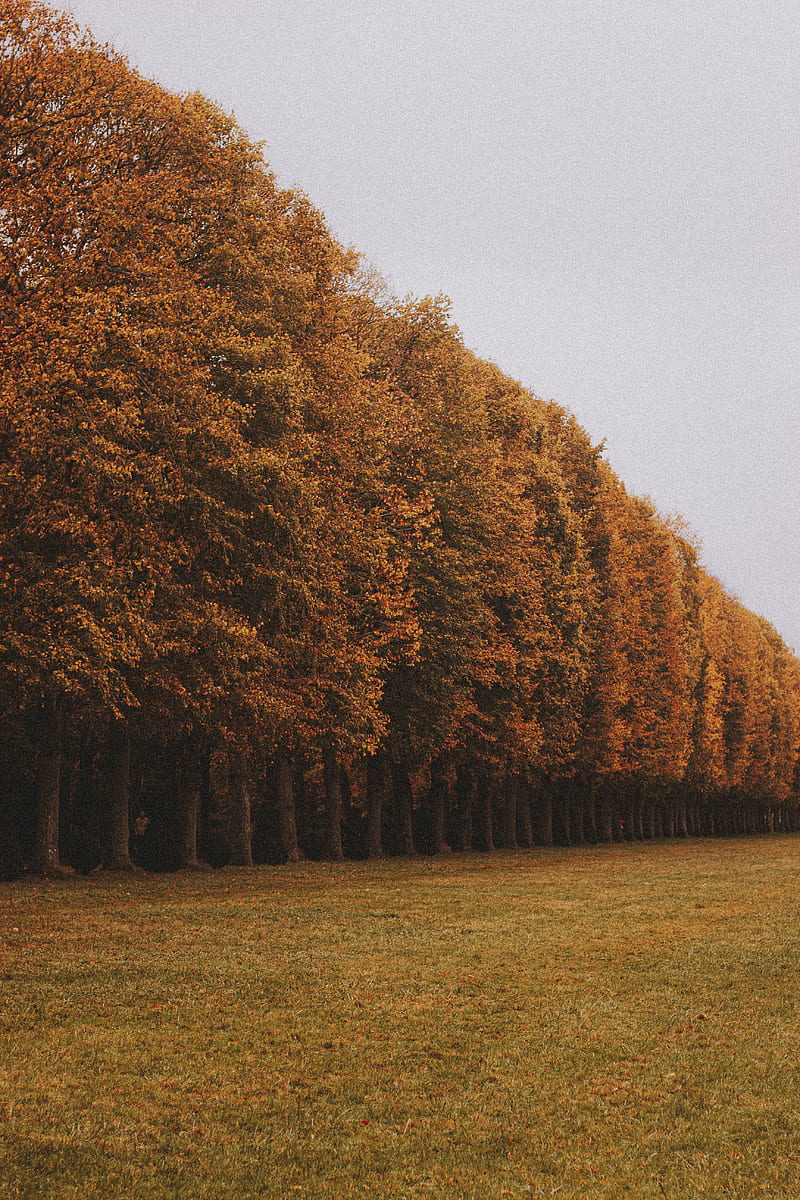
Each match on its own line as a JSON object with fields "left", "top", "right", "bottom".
{"left": 63, "top": 0, "right": 799, "bottom": 652}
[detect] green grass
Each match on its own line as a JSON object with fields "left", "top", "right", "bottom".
{"left": 2, "top": 838, "right": 800, "bottom": 1198}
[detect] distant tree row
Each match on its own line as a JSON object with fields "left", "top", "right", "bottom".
{"left": 1, "top": 1, "right": 798, "bottom": 877}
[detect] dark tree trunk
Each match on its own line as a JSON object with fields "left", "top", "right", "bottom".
{"left": 622, "top": 786, "right": 636, "bottom": 841}
{"left": 662, "top": 801, "right": 675, "bottom": 839}
{"left": 274, "top": 754, "right": 299, "bottom": 863}
{"left": 33, "top": 694, "right": 63, "bottom": 876}
{"left": 104, "top": 720, "right": 134, "bottom": 870}
{"left": 583, "top": 777, "right": 598, "bottom": 843}
{"left": 293, "top": 764, "right": 311, "bottom": 856}
{"left": 533, "top": 777, "right": 554, "bottom": 846}
{"left": 454, "top": 764, "right": 474, "bottom": 851}
{"left": 612, "top": 781, "right": 625, "bottom": 841}
{"left": 477, "top": 777, "right": 495, "bottom": 852}
{"left": 501, "top": 776, "right": 518, "bottom": 849}
{"left": 340, "top": 759, "right": 354, "bottom": 815}
{"left": 176, "top": 747, "right": 207, "bottom": 870}
{"left": 517, "top": 779, "right": 534, "bottom": 848}
{"left": 322, "top": 748, "right": 345, "bottom": 861}
{"left": 570, "top": 784, "right": 586, "bottom": 845}
{"left": 366, "top": 754, "right": 385, "bottom": 860}
{"left": 429, "top": 755, "right": 450, "bottom": 855}
{"left": 199, "top": 746, "right": 213, "bottom": 836}
{"left": 0, "top": 777, "right": 23, "bottom": 880}
{"left": 228, "top": 749, "right": 254, "bottom": 866}
{"left": 675, "top": 796, "right": 688, "bottom": 837}
{"left": 653, "top": 803, "right": 665, "bottom": 839}
{"left": 555, "top": 782, "right": 572, "bottom": 846}
{"left": 391, "top": 760, "right": 417, "bottom": 856}
{"left": 597, "top": 781, "right": 614, "bottom": 843}
{"left": 633, "top": 790, "right": 644, "bottom": 840}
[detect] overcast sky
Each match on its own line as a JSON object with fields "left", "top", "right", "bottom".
{"left": 63, "top": 0, "right": 799, "bottom": 652}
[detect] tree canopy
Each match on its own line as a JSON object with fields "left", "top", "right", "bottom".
{"left": 2, "top": 1, "right": 798, "bottom": 876}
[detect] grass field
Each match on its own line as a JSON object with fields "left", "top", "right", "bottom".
{"left": 1, "top": 837, "right": 799, "bottom": 1199}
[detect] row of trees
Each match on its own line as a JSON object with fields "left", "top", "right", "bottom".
{"left": 1, "top": 1, "right": 798, "bottom": 877}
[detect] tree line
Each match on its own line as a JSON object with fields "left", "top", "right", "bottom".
{"left": 1, "top": 0, "right": 798, "bottom": 878}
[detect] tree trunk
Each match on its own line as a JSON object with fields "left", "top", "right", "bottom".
{"left": 476, "top": 776, "right": 495, "bottom": 851}
{"left": 622, "top": 786, "right": 636, "bottom": 841}
{"left": 556, "top": 782, "right": 572, "bottom": 846}
{"left": 583, "top": 777, "right": 598, "bottom": 843}
{"left": 322, "top": 747, "right": 345, "bottom": 861}
{"left": 429, "top": 755, "right": 450, "bottom": 855}
{"left": 633, "top": 790, "right": 644, "bottom": 840}
{"left": 533, "top": 777, "right": 554, "bottom": 846}
{"left": 517, "top": 779, "right": 534, "bottom": 848}
{"left": 653, "top": 803, "right": 665, "bottom": 839}
{"left": 176, "top": 747, "right": 206, "bottom": 869}
{"left": 391, "top": 759, "right": 417, "bottom": 856}
{"left": 0, "top": 770, "right": 23, "bottom": 880}
{"left": 366, "top": 754, "right": 385, "bottom": 859}
{"left": 676, "top": 796, "right": 688, "bottom": 837}
{"left": 104, "top": 720, "right": 134, "bottom": 870}
{"left": 597, "top": 781, "right": 614, "bottom": 843}
{"left": 570, "top": 784, "right": 586, "bottom": 845}
{"left": 501, "top": 776, "right": 518, "bottom": 849}
{"left": 33, "top": 694, "right": 63, "bottom": 875}
{"left": 228, "top": 749, "right": 254, "bottom": 866}
{"left": 273, "top": 754, "right": 299, "bottom": 863}
{"left": 454, "top": 764, "right": 474, "bottom": 851}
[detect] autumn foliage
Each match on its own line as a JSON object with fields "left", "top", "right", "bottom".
{"left": 1, "top": 1, "right": 799, "bottom": 876}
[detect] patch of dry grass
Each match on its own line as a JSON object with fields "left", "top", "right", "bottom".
{"left": 2, "top": 837, "right": 800, "bottom": 1197}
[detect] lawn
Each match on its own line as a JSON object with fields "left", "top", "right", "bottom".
{"left": 1, "top": 837, "right": 799, "bottom": 1198}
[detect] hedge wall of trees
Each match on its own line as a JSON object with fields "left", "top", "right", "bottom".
{"left": 2, "top": 1, "right": 799, "bottom": 877}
